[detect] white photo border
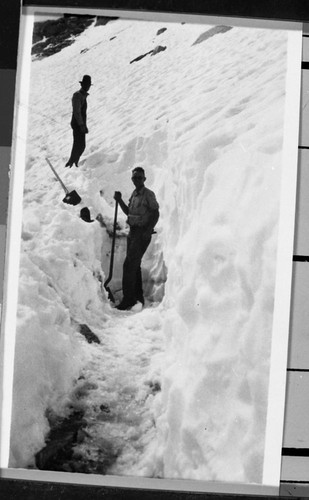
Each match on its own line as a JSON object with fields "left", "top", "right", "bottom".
{"left": 0, "top": 5, "right": 303, "bottom": 496}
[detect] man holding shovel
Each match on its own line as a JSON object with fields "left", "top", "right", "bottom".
{"left": 65, "top": 74, "right": 92, "bottom": 168}
{"left": 114, "top": 167, "right": 159, "bottom": 310}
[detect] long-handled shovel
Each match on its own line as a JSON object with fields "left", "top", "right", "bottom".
{"left": 104, "top": 199, "right": 119, "bottom": 302}
{"left": 46, "top": 157, "right": 82, "bottom": 206}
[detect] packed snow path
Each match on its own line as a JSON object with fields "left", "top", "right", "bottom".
{"left": 66, "top": 304, "right": 164, "bottom": 476}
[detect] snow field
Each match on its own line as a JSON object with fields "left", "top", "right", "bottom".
{"left": 8, "top": 14, "right": 292, "bottom": 487}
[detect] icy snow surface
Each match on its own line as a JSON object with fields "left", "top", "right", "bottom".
{"left": 8, "top": 14, "right": 292, "bottom": 486}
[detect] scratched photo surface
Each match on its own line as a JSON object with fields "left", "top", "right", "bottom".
{"left": 6, "top": 10, "right": 298, "bottom": 491}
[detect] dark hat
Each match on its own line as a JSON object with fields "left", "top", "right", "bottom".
{"left": 79, "top": 74, "right": 92, "bottom": 86}
{"left": 80, "top": 207, "right": 94, "bottom": 223}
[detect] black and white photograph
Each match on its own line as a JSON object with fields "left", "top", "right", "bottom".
{"left": 0, "top": 6, "right": 302, "bottom": 496}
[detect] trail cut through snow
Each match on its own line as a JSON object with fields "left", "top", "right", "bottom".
{"left": 68, "top": 305, "right": 165, "bottom": 476}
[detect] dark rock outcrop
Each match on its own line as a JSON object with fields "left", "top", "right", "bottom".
{"left": 193, "top": 25, "right": 232, "bottom": 46}
{"left": 78, "top": 324, "right": 101, "bottom": 344}
{"left": 32, "top": 15, "right": 117, "bottom": 60}
{"left": 130, "top": 45, "right": 167, "bottom": 64}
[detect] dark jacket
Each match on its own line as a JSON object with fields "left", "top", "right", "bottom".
{"left": 70, "top": 89, "right": 88, "bottom": 130}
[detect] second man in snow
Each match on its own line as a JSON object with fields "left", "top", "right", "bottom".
{"left": 114, "top": 167, "right": 159, "bottom": 310}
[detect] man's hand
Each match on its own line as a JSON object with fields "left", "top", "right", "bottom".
{"left": 80, "top": 124, "right": 88, "bottom": 134}
{"left": 114, "top": 191, "right": 122, "bottom": 202}
{"left": 143, "top": 227, "right": 153, "bottom": 240}
{"left": 114, "top": 191, "right": 129, "bottom": 215}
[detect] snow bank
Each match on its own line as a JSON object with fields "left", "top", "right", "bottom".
{"left": 149, "top": 150, "right": 280, "bottom": 483}
{"left": 9, "top": 201, "right": 106, "bottom": 466}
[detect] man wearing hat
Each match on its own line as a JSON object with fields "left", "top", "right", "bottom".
{"left": 114, "top": 167, "right": 159, "bottom": 310}
{"left": 65, "top": 75, "right": 92, "bottom": 168}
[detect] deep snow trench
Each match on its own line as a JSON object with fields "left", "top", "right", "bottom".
{"left": 71, "top": 305, "right": 164, "bottom": 476}
{"left": 35, "top": 230, "right": 166, "bottom": 475}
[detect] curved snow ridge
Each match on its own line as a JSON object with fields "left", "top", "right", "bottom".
{"left": 152, "top": 152, "right": 279, "bottom": 483}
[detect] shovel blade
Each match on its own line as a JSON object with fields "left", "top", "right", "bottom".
{"left": 104, "top": 284, "right": 115, "bottom": 303}
{"left": 63, "top": 190, "right": 82, "bottom": 206}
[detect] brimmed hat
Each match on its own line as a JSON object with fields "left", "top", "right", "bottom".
{"left": 79, "top": 74, "right": 92, "bottom": 86}
{"left": 80, "top": 207, "right": 94, "bottom": 223}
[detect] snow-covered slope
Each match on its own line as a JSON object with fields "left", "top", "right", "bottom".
{"left": 7, "top": 13, "right": 294, "bottom": 487}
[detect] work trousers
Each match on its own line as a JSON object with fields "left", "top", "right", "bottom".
{"left": 68, "top": 127, "right": 86, "bottom": 166}
{"left": 122, "top": 226, "right": 151, "bottom": 306}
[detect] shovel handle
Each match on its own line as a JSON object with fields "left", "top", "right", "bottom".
{"left": 45, "top": 158, "right": 69, "bottom": 194}
{"left": 104, "top": 199, "right": 119, "bottom": 291}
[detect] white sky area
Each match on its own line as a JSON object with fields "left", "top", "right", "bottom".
{"left": 0, "top": 10, "right": 302, "bottom": 496}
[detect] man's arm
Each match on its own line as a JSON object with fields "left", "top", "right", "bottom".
{"left": 144, "top": 190, "right": 159, "bottom": 234}
{"left": 148, "top": 208, "right": 159, "bottom": 230}
{"left": 72, "top": 92, "right": 88, "bottom": 133}
{"left": 142, "top": 207, "right": 159, "bottom": 239}
{"left": 114, "top": 191, "right": 129, "bottom": 215}
{"left": 72, "top": 93, "right": 84, "bottom": 126}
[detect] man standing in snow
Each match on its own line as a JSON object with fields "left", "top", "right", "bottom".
{"left": 65, "top": 75, "right": 92, "bottom": 168}
{"left": 114, "top": 167, "right": 159, "bottom": 310}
